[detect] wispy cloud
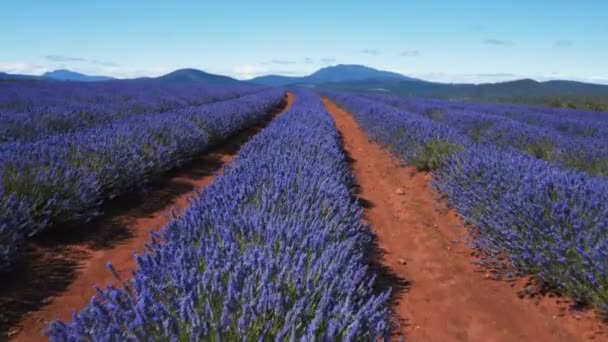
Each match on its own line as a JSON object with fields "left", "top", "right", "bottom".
{"left": 273, "top": 70, "right": 302, "bottom": 75}
{"left": 406, "top": 71, "right": 521, "bottom": 84}
{"left": 227, "top": 64, "right": 309, "bottom": 79}
{"left": 555, "top": 40, "right": 574, "bottom": 47}
{"left": 270, "top": 59, "right": 297, "bottom": 65}
{"left": 476, "top": 73, "right": 517, "bottom": 78}
{"left": 90, "top": 60, "right": 120, "bottom": 67}
{"left": 45, "top": 54, "right": 120, "bottom": 67}
{"left": 45, "top": 55, "right": 86, "bottom": 62}
{"left": 320, "top": 58, "right": 336, "bottom": 64}
{"left": 399, "top": 49, "right": 420, "bottom": 57}
{"left": 108, "top": 66, "right": 173, "bottom": 79}
{"left": 360, "top": 49, "right": 381, "bottom": 55}
{"left": 304, "top": 57, "right": 315, "bottom": 64}
{"left": 483, "top": 39, "right": 514, "bottom": 46}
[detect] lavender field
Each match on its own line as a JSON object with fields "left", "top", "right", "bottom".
{"left": 2, "top": 3, "right": 607, "bottom": 337}
{"left": 1, "top": 73, "right": 608, "bottom": 340}
{"left": 0, "top": 81, "right": 284, "bottom": 272}
{"left": 329, "top": 91, "right": 608, "bottom": 313}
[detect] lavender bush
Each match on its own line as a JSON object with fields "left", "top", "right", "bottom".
{"left": 0, "top": 80, "right": 261, "bottom": 143}
{"left": 435, "top": 146, "right": 608, "bottom": 310}
{"left": 328, "top": 92, "right": 608, "bottom": 312}
{"left": 47, "top": 91, "right": 391, "bottom": 341}
{"left": 328, "top": 92, "right": 471, "bottom": 171}
{"left": 365, "top": 93, "right": 608, "bottom": 177}
{"left": 0, "top": 89, "right": 285, "bottom": 272}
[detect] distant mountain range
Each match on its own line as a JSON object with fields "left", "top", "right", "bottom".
{"left": 1, "top": 65, "right": 607, "bottom": 109}
{"left": 249, "top": 65, "right": 608, "bottom": 108}
{"left": 0, "top": 68, "right": 242, "bottom": 85}
{"left": 307, "top": 76, "right": 608, "bottom": 108}
{"left": 0, "top": 70, "right": 114, "bottom": 82}
{"left": 0, "top": 72, "right": 40, "bottom": 80}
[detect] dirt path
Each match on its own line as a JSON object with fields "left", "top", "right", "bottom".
{"left": 323, "top": 98, "right": 606, "bottom": 342}
{"left": 1, "top": 93, "right": 295, "bottom": 341}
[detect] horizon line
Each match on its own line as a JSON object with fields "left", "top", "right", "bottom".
{"left": 2, "top": 65, "right": 608, "bottom": 86}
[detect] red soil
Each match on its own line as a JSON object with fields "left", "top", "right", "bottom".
{"left": 1, "top": 93, "right": 295, "bottom": 341}
{"left": 323, "top": 98, "right": 607, "bottom": 342}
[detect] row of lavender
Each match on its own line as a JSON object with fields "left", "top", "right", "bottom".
{"left": 0, "top": 81, "right": 260, "bottom": 143}
{"left": 48, "top": 92, "right": 391, "bottom": 341}
{"left": 328, "top": 92, "right": 608, "bottom": 312}
{"left": 0, "top": 89, "right": 285, "bottom": 272}
{"left": 368, "top": 93, "right": 608, "bottom": 137}
{"left": 364, "top": 93, "right": 608, "bottom": 177}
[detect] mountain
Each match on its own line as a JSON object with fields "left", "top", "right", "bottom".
{"left": 312, "top": 77, "right": 608, "bottom": 109}
{"left": 0, "top": 68, "right": 246, "bottom": 85}
{"left": 307, "top": 64, "right": 416, "bottom": 83}
{"left": 156, "top": 68, "right": 243, "bottom": 85}
{"left": 0, "top": 72, "right": 41, "bottom": 80}
{"left": 43, "top": 69, "right": 114, "bottom": 82}
{"left": 249, "top": 64, "right": 607, "bottom": 108}
{"left": 2, "top": 65, "right": 606, "bottom": 110}
{"left": 248, "top": 75, "right": 295, "bottom": 87}
{"left": 249, "top": 64, "right": 419, "bottom": 86}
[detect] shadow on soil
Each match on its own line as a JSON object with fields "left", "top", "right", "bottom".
{"left": 338, "top": 131, "right": 411, "bottom": 336}
{"left": 0, "top": 100, "right": 287, "bottom": 339}
{"left": 367, "top": 236, "right": 411, "bottom": 336}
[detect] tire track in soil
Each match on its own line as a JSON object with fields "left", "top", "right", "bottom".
{"left": 323, "top": 97, "right": 606, "bottom": 342}
{"left": 1, "top": 93, "right": 295, "bottom": 341}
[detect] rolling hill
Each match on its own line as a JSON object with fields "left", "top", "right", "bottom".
{"left": 310, "top": 77, "right": 608, "bottom": 108}
{"left": 249, "top": 64, "right": 419, "bottom": 86}
{"left": 1, "top": 65, "right": 606, "bottom": 109}
{"left": 0, "top": 68, "right": 244, "bottom": 85}
{"left": 43, "top": 69, "right": 115, "bottom": 82}
{"left": 0, "top": 72, "right": 41, "bottom": 80}
{"left": 156, "top": 68, "right": 243, "bottom": 85}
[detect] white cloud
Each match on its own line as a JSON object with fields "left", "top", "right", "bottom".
{"left": 0, "top": 61, "right": 177, "bottom": 79}
{"left": 319, "top": 58, "right": 336, "bottom": 64}
{"left": 45, "top": 55, "right": 86, "bottom": 62}
{"left": 270, "top": 59, "right": 297, "bottom": 65}
{"left": 404, "top": 71, "right": 608, "bottom": 85}
{"left": 230, "top": 65, "right": 271, "bottom": 79}
{"left": 399, "top": 49, "right": 420, "bottom": 57}
{"left": 360, "top": 49, "right": 381, "bottom": 55}
{"left": 0, "top": 62, "right": 47, "bottom": 75}
{"left": 108, "top": 66, "right": 171, "bottom": 78}
{"left": 403, "top": 71, "right": 518, "bottom": 84}
{"left": 90, "top": 60, "right": 120, "bottom": 67}
{"left": 4, "top": 59, "right": 606, "bottom": 85}
{"left": 483, "top": 39, "right": 515, "bottom": 46}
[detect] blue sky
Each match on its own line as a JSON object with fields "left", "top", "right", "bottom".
{"left": 1, "top": 1, "right": 606, "bottom": 83}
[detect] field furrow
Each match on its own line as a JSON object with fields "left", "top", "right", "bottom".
{"left": 323, "top": 97, "right": 607, "bottom": 341}
{"left": 43, "top": 91, "right": 392, "bottom": 341}
{"left": 0, "top": 89, "right": 285, "bottom": 273}
{"left": 0, "top": 93, "right": 295, "bottom": 341}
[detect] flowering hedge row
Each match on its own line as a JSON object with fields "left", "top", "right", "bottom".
{"left": 48, "top": 91, "right": 391, "bottom": 340}
{"left": 0, "top": 89, "right": 285, "bottom": 272}
{"left": 328, "top": 93, "right": 471, "bottom": 171}
{"left": 0, "top": 81, "right": 261, "bottom": 143}
{"left": 365, "top": 93, "right": 608, "bottom": 177}
{"left": 328, "top": 92, "right": 608, "bottom": 312}
{"left": 365, "top": 92, "right": 608, "bottom": 138}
